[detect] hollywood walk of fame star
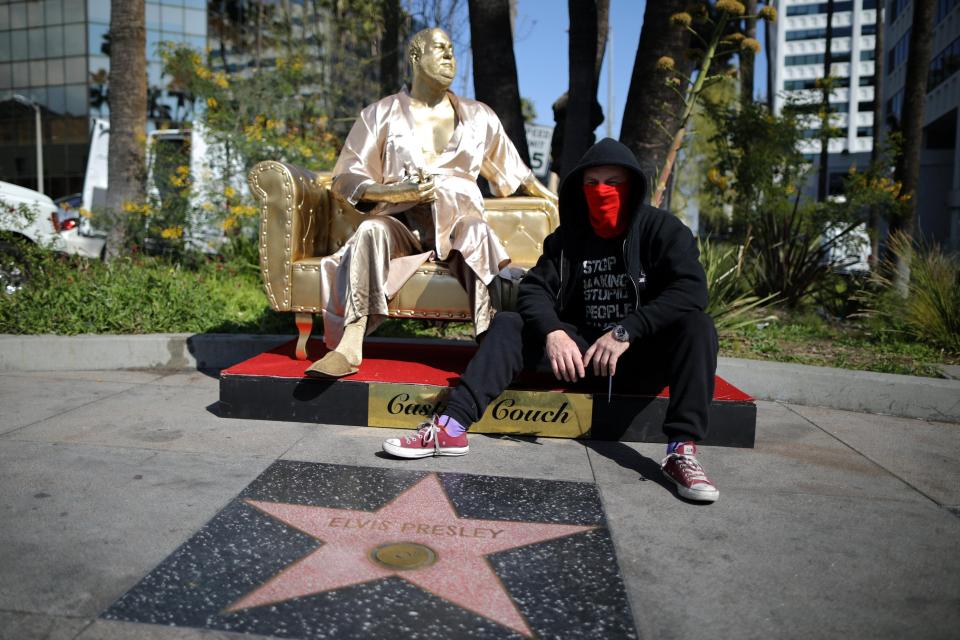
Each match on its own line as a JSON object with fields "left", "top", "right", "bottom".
{"left": 226, "top": 473, "right": 597, "bottom": 637}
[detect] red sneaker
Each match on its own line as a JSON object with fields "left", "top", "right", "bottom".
{"left": 661, "top": 442, "right": 719, "bottom": 502}
{"left": 382, "top": 417, "right": 470, "bottom": 459}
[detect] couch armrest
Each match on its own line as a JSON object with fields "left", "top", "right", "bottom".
{"left": 248, "top": 161, "right": 330, "bottom": 311}
{"left": 483, "top": 196, "right": 559, "bottom": 269}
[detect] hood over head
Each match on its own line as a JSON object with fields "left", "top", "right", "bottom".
{"left": 557, "top": 138, "right": 648, "bottom": 229}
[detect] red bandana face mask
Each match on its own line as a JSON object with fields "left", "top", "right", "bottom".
{"left": 582, "top": 182, "right": 631, "bottom": 239}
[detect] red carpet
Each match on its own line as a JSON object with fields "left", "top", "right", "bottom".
{"left": 223, "top": 338, "right": 753, "bottom": 403}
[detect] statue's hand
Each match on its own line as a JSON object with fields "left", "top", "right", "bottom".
{"left": 361, "top": 178, "right": 437, "bottom": 204}
{"left": 521, "top": 175, "right": 558, "bottom": 207}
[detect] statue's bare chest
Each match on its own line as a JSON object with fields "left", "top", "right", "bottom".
{"left": 407, "top": 99, "right": 457, "bottom": 165}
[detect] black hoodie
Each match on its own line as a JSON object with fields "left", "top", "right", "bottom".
{"left": 517, "top": 138, "right": 708, "bottom": 342}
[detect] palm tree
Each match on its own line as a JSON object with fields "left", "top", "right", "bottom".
{"left": 893, "top": 0, "right": 936, "bottom": 241}
{"left": 468, "top": 0, "right": 530, "bottom": 165}
{"left": 764, "top": 5, "right": 774, "bottom": 110}
{"left": 619, "top": 0, "right": 691, "bottom": 188}
{"left": 817, "top": 0, "right": 835, "bottom": 202}
{"left": 380, "top": 0, "right": 402, "bottom": 96}
{"left": 740, "top": 0, "right": 757, "bottom": 104}
{"left": 868, "top": 2, "right": 885, "bottom": 266}
{"left": 557, "top": 0, "right": 609, "bottom": 178}
{"left": 891, "top": 0, "right": 937, "bottom": 292}
{"left": 104, "top": 0, "right": 146, "bottom": 260}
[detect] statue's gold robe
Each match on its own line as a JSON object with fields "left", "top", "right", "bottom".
{"left": 318, "top": 89, "right": 533, "bottom": 346}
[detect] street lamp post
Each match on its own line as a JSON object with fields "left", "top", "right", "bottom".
{"left": 11, "top": 94, "right": 43, "bottom": 195}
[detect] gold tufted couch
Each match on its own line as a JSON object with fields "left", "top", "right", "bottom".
{"left": 248, "top": 161, "right": 559, "bottom": 360}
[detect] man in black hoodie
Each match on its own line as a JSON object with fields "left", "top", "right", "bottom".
{"left": 382, "top": 139, "right": 720, "bottom": 502}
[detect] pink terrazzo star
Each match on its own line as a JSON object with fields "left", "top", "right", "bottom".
{"left": 226, "top": 473, "right": 597, "bottom": 637}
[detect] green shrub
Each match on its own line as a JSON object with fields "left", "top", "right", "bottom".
{"left": 0, "top": 249, "right": 291, "bottom": 335}
{"left": 863, "top": 232, "right": 960, "bottom": 354}
{"left": 698, "top": 237, "right": 776, "bottom": 332}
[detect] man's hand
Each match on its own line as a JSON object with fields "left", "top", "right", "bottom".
{"left": 583, "top": 331, "right": 631, "bottom": 377}
{"left": 545, "top": 329, "right": 585, "bottom": 383}
{"left": 361, "top": 178, "right": 437, "bottom": 204}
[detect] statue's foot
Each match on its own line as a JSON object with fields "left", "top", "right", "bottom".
{"left": 304, "top": 351, "right": 360, "bottom": 378}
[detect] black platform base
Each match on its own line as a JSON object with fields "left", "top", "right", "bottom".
{"left": 218, "top": 340, "right": 756, "bottom": 448}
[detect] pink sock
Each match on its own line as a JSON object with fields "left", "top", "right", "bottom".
{"left": 439, "top": 416, "right": 466, "bottom": 437}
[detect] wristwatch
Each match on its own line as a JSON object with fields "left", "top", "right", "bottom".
{"left": 612, "top": 325, "right": 630, "bottom": 343}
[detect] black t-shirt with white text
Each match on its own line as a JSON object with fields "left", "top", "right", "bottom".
{"left": 572, "top": 234, "right": 635, "bottom": 341}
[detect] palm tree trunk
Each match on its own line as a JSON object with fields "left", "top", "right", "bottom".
{"left": 467, "top": 0, "right": 530, "bottom": 165}
{"left": 254, "top": 0, "right": 262, "bottom": 70}
{"left": 891, "top": 0, "right": 937, "bottom": 293}
{"left": 559, "top": 0, "right": 609, "bottom": 178}
{"left": 817, "top": 0, "right": 835, "bottom": 202}
{"left": 380, "top": 0, "right": 401, "bottom": 96}
{"left": 740, "top": 0, "right": 757, "bottom": 105}
{"left": 868, "top": 3, "right": 885, "bottom": 266}
{"left": 893, "top": 0, "right": 936, "bottom": 240}
{"left": 619, "top": 0, "right": 691, "bottom": 189}
{"left": 764, "top": 15, "right": 774, "bottom": 110}
{"left": 105, "top": 0, "right": 146, "bottom": 260}
{"left": 594, "top": 0, "right": 609, "bottom": 80}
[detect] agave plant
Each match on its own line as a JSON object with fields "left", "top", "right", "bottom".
{"left": 699, "top": 236, "right": 777, "bottom": 333}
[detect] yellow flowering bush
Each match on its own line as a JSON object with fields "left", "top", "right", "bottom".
{"left": 648, "top": 0, "right": 781, "bottom": 207}
{"left": 157, "top": 41, "right": 344, "bottom": 250}
{"left": 160, "top": 225, "right": 184, "bottom": 239}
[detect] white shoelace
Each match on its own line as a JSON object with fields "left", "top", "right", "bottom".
{"left": 403, "top": 419, "right": 440, "bottom": 453}
{"left": 665, "top": 454, "right": 710, "bottom": 485}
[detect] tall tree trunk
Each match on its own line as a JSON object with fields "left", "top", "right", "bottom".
{"left": 868, "top": 3, "right": 885, "bottom": 266}
{"left": 254, "top": 0, "right": 262, "bottom": 69}
{"left": 893, "top": 0, "right": 936, "bottom": 239}
{"left": 620, "top": 0, "right": 691, "bottom": 190}
{"left": 764, "top": 13, "right": 774, "bottom": 110}
{"left": 467, "top": 0, "right": 530, "bottom": 165}
{"left": 740, "top": 0, "right": 757, "bottom": 105}
{"left": 380, "top": 0, "right": 401, "bottom": 96}
{"left": 549, "top": 0, "right": 608, "bottom": 178}
{"left": 105, "top": 0, "right": 146, "bottom": 260}
{"left": 560, "top": 0, "right": 597, "bottom": 178}
{"left": 892, "top": 0, "right": 937, "bottom": 291}
{"left": 559, "top": 0, "right": 608, "bottom": 178}
{"left": 817, "top": 0, "right": 835, "bottom": 202}
{"left": 595, "top": 0, "right": 609, "bottom": 80}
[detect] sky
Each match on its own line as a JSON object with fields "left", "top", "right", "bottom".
{"left": 452, "top": 0, "right": 770, "bottom": 137}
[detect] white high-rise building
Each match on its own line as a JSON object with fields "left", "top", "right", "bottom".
{"left": 771, "top": 0, "right": 880, "bottom": 193}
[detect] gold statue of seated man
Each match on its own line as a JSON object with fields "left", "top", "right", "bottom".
{"left": 306, "top": 27, "right": 556, "bottom": 377}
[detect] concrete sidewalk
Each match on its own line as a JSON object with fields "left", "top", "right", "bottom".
{"left": 0, "top": 368, "right": 958, "bottom": 640}
{"left": 2, "top": 333, "right": 959, "bottom": 423}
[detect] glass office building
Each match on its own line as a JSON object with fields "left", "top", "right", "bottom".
{"left": 0, "top": 0, "right": 206, "bottom": 198}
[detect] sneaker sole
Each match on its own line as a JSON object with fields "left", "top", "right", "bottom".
{"left": 382, "top": 442, "right": 469, "bottom": 459}
{"left": 662, "top": 470, "right": 719, "bottom": 503}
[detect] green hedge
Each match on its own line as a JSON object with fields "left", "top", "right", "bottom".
{"left": 0, "top": 248, "right": 291, "bottom": 335}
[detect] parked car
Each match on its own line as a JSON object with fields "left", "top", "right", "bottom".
{"left": 0, "top": 181, "right": 106, "bottom": 293}
{"left": 53, "top": 191, "right": 103, "bottom": 240}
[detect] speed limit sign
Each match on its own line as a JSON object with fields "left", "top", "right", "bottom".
{"left": 524, "top": 123, "right": 553, "bottom": 180}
